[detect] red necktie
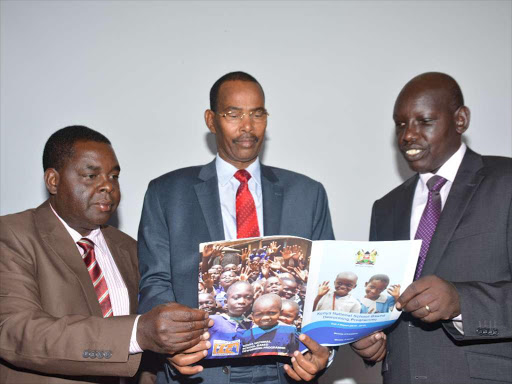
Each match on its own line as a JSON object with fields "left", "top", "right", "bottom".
{"left": 234, "top": 170, "right": 260, "bottom": 239}
{"left": 77, "top": 238, "right": 113, "bottom": 318}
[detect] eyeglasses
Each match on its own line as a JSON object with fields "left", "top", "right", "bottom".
{"left": 216, "top": 109, "right": 269, "bottom": 123}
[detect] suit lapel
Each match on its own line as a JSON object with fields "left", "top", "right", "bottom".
{"left": 194, "top": 160, "right": 225, "bottom": 241}
{"left": 36, "top": 201, "right": 103, "bottom": 317}
{"left": 261, "top": 165, "right": 283, "bottom": 236}
{"left": 421, "top": 149, "right": 484, "bottom": 276}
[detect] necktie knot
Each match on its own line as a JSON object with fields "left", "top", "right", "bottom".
{"left": 77, "top": 238, "right": 95, "bottom": 252}
{"left": 234, "top": 169, "right": 251, "bottom": 184}
{"left": 427, "top": 175, "right": 447, "bottom": 193}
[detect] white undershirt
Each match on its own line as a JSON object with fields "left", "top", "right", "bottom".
{"left": 410, "top": 143, "right": 467, "bottom": 239}
{"left": 216, "top": 155, "right": 264, "bottom": 240}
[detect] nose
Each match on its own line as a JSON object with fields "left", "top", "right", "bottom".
{"left": 240, "top": 113, "right": 254, "bottom": 132}
{"left": 401, "top": 121, "right": 418, "bottom": 143}
{"left": 99, "top": 176, "right": 114, "bottom": 193}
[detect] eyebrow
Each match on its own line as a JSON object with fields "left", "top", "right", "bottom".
{"left": 224, "top": 106, "right": 265, "bottom": 111}
{"left": 84, "top": 165, "right": 121, "bottom": 172}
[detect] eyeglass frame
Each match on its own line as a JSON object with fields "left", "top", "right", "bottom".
{"left": 214, "top": 108, "right": 269, "bottom": 122}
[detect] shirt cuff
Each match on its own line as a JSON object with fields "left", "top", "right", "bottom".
{"left": 129, "top": 315, "right": 143, "bottom": 354}
{"left": 452, "top": 314, "right": 464, "bottom": 335}
{"left": 326, "top": 347, "right": 336, "bottom": 368}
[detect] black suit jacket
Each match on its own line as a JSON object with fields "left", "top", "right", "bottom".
{"left": 370, "top": 148, "right": 512, "bottom": 384}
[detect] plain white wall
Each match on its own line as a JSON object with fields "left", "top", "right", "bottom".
{"left": 1, "top": 1, "right": 511, "bottom": 383}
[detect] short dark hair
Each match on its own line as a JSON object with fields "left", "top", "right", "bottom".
{"left": 368, "top": 274, "right": 390, "bottom": 285}
{"left": 43, "top": 125, "right": 111, "bottom": 171}
{"left": 209, "top": 71, "right": 264, "bottom": 111}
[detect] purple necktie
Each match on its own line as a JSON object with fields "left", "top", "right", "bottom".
{"left": 414, "top": 175, "right": 447, "bottom": 280}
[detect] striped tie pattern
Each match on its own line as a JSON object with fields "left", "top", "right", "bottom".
{"left": 413, "top": 175, "right": 447, "bottom": 280}
{"left": 234, "top": 169, "right": 260, "bottom": 239}
{"left": 77, "top": 238, "right": 113, "bottom": 318}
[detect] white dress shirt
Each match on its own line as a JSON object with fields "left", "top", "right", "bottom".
{"left": 216, "top": 155, "right": 264, "bottom": 240}
{"left": 410, "top": 143, "right": 467, "bottom": 239}
{"left": 409, "top": 143, "right": 467, "bottom": 332}
{"left": 50, "top": 205, "right": 142, "bottom": 354}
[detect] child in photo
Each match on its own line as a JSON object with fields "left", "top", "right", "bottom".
{"left": 215, "top": 270, "right": 238, "bottom": 307}
{"left": 241, "top": 294, "right": 299, "bottom": 356}
{"left": 208, "top": 281, "right": 254, "bottom": 358}
{"left": 198, "top": 292, "right": 217, "bottom": 314}
{"left": 313, "top": 271, "right": 361, "bottom": 313}
{"left": 359, "top": 274, "right": 401, "bottom": 314}
{"left": 279, "top": 299, "right": 300, "bottom": 327}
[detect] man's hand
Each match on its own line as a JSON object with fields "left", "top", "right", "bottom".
{"left": 137, "top": 302, "right": 213, "bottom": 355}
{"left": 283, "top": 334, "right": 330, "bottom": 381}
{"left": 167, "top": 339, "right": 211, "bottom": 375}
{"left": 396, "top": 275, "right": 460, "bottom": 323}
{"left": 351, "top": 332, "right": 386, "bottom": 362}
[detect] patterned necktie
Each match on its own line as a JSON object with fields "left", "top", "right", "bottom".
{"left": 414, "top": 175, "right": 448, "bottom": 280}
{"left": 234, "top": 169, "right": 260, "bottom": 239}
{"left": 77, "top": 238, "right": 113, "bottom": 318}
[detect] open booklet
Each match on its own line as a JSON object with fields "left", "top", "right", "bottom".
{"left": 198, "top": 236, "right": 421, "bottom": 359}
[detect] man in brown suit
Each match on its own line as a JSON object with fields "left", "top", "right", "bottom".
{"left": 0, "top": 126, "right": 212, "bottom": 384}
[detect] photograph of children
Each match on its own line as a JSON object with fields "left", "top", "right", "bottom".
{"left": 312, "top": 271, "right": 361, "bottom": 313}
{"left": 198, "top": 236, "right": 312, "bottom": 358}
{"left": 304, "top": 241, "right": 411, "bottom": 320}
{"left": 359, "top": 274, "right": 401, "bottom": 314}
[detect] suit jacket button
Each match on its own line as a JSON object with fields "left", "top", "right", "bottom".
{"left": 82, "top": 350, "right": 89, "bottom": 358}
{"left": 104, "top": 351, "right": 112, "bottom": 359}
{"left": 90, "top": 351, "right": 97, "bottom": 359}
{"left": 97, "top": 351, "right": 104, "bottom": 359}
{"left": 222, "top": 366, "right": 229, "bottom": 374}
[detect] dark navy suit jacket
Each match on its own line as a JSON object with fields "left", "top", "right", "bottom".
{"left": 137, "top": 160, "right": 334, "bottom": 383}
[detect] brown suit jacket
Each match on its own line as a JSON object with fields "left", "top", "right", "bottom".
{"left": 0, "top": 200, "right": 142, "bottom": 384}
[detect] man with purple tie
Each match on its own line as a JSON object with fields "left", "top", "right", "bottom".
{"left": 353, "top": 72, "right": 512, "bottom": 384}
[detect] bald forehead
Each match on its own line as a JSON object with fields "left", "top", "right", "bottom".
{"left": 254, "top": 294, "right": 281, "bottom": 309}
{"left": 395, "top": 72, "right": 463, "bottom": 113}
{"left": 336, "top": 271, "right": 357, "bottom": 281}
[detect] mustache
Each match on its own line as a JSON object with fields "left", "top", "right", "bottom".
{"left": 233, "top": 134, "right": 259, "bottom": 143}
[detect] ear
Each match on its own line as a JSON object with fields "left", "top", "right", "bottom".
{"left": 44, "top": 168, "right": 59, "bottom": 195}
{"left": 455, "top": 106, "right": 470, "bottom": 134}
{"left": 204, "top": 109, "right": 217, "bottom": 134}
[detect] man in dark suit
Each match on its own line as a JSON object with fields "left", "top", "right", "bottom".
{"left": 0, "top": 126, "right": 210, "bottom": 384}
{"left": 138, "top": 72, "right": 335, "bottom": 383}
{"left": 356, "top": 72, "right": 512, "bottom": 383}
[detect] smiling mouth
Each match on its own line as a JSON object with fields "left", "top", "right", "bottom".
{"left": 402, "top": 147, "right": 426, "bottom": 161}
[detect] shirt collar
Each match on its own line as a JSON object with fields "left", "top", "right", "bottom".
{"left": 215, "top": 154, "right": 262, "bottom": 187}
{"left": 49, "top": 203, "right": 102, "bottom": 244}
{"left": 419, "top": 143, "right": 467, "bottom": 186}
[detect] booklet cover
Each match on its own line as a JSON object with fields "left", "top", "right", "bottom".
{"left": 198, "top": 236, "right": 421, "bottom": 359}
